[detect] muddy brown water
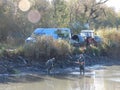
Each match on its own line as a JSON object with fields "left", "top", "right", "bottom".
{"left": 0, "top": 65, "right": 120, "bottom": 90}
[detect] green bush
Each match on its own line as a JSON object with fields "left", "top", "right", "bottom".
{"left": 85, "top": 46, "right": 100, "bottom": 56}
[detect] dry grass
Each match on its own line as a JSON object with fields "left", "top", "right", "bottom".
{"left": 96, "top": 29, "right": 120, "bottom": 58}
{"left": 97, "top": 29, "right": 120, "bottom": 46}
{"left": 23, "top": 36, "right": 73, "bottom": 60}
{"left": 1, "top": 28, "right": 120, "bottom": 60}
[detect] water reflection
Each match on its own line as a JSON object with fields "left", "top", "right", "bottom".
{"left": 0, "top": 66, "right": 120, "bottom": 90}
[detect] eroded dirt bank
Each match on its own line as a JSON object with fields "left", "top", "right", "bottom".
{"left": 0, "top": 55, "right": 120, "bottom": 75}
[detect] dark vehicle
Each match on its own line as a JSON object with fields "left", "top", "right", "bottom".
{"left": 71, "top": 30, "right": 102, "bottom": 47}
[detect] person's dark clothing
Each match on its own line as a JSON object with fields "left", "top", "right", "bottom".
{"left": 46, "top": 58, "right": 55, "bottom": 74}
{"left": 77, "top": 54, "right": 85, "bottom": 75}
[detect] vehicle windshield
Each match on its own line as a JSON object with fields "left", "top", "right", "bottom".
{"left": 80, "top": 32, "right": 94, "bottom": 38}
{"left": 55, "top": 29, "right": 70, "bottom": 39}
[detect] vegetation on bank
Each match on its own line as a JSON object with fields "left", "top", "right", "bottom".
{"left": 1, "top": 0, "right": 120, "bottom": 43}
{"left": 0, "top": 29, "right": 120, "bottom": 62}
{"left": 97, "top": 29, "right": 120, "bottom": 58}
{"left": 0, "top": 0, "right": 120, "bottom": 61}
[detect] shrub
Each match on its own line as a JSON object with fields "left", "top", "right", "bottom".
{"left": 23, "top": 36, "right": 73, "bottom": 60}
{"left": 54, "top": 39, "right": 72, "bottom": 56}
{"left": 0, "top": 44, "right": 6, "bottom": 57}
{"left": 85, "top": 45, "right": 100, "bottom": 56}
{"left": 5, "top": 36, "right": 24, "bottom": 47}
{"left": 97, "top": 29, "right": 120, "bottom": 48}
{"left": 96, "top": 29, "right": 120, "bottom": 58}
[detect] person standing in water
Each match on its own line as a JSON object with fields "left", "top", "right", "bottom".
{"left": 46, "top": 58, "right": 55, "bottom": 74}
{"left": 76, "top": 54, "right": 85, "bottom": 75}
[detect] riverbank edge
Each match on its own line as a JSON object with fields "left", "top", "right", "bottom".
{"left": 0, "top": 56, "right": 120, "bottom": 83}
{"left": 0, "top": 55, "right": 120, "bottom": 75}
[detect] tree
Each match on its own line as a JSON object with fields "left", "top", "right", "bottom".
{"left": 67, "top": 0, "right": 109, "bottom": 33}
{"left": 93, "top": 6, "right": 119, "bottom": 29}
{"left": 50, "top": 0, "right": 69, "bottom": 27}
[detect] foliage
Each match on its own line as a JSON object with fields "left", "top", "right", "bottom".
{"left": 23, "top": 36, "right": 72, "bottom": 60}
{"left": 1, "top": 0, "right": 119, "bottom": 43}
{"left": 97, "top": 29, "right": 120, "bottom": 47}
{"left": 96, "top": 29, "right": 120, "bottom": 58}
{"left": 0, "top": 0, "right": 120, "bottom": 60}
{"left": 86, "top": 45, "right": 101, "bottom": 56}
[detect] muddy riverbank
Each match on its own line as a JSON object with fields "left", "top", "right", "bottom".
{"left": 0, "top": 55, "right": 120, "bottom": 75}
{"left": 0, "top": 65, "right": 120, "bottom": 90}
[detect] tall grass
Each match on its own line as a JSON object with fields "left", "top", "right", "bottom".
{"left": 6, "top": 37, "right": 24, "bottom": 47}
{"left": 97, "top": 29, "right": 120, "bottom": 47}
{"left": 1, "top": 29, "right": 120, "bottom": 60}
{"left": 96, "top": 29, "right": 120, "bottom": 58}
{"left": 23, "top": 36, "right": 73, "bottom": 60}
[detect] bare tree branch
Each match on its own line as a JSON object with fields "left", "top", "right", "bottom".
{"left": 96, "top": 0, "right": 109, "bottom": 5}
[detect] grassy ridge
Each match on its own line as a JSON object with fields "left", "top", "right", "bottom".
{"left": 0, "top": 29, "right": 120, "bottom": 61}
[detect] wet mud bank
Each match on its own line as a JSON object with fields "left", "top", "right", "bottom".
{"left": 0, "top": 55, "right": 120, "bottom": 76}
